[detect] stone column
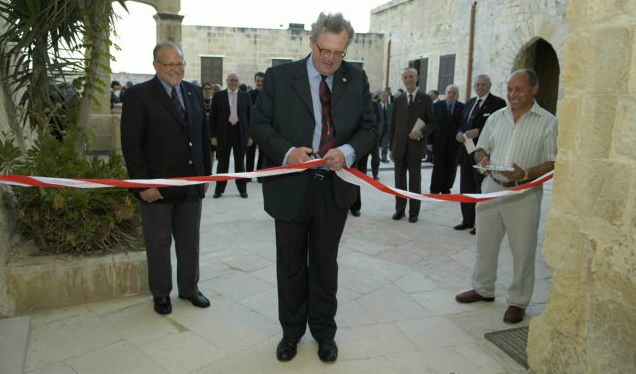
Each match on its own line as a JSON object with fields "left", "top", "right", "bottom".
{"left": 527, "top": 1, "right": 636, "bottom": 373}
{"left": 153, "top": 13, "right": 184, "bottom": 45}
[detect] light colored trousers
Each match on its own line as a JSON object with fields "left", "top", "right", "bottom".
{"left": 472, "top": 176, "right": 543, "bottom": 308}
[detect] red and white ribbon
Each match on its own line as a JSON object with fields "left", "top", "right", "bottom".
{"left": 0, "top": 159, "right": 553, "bottom": 203}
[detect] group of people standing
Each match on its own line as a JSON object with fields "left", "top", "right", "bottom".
{"left": 119, "top": 10, "right": 556, "bottom": 365}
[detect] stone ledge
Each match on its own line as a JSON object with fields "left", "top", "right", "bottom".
{"left": 6, "top": 250, "right": 149, "bottom": 314}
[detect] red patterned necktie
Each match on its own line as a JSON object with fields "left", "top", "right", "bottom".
{"left": 318, "top": 75, "right": 336, "bottom": 157}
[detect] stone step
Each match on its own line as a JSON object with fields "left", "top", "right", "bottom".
{"left": 0, "top": 316, "right": 30, "bottom": 374}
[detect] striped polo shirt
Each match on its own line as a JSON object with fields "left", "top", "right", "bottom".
{"left": 476, "top": 101, "right": 558, "bottom": 182}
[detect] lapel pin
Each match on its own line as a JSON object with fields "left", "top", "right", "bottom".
{"left": 342, "top": 78, "right": 347, "bottom": 83}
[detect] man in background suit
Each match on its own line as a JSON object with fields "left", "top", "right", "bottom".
{"left": 246, "top": 71, "right": 265, "bottom": 179}
{"left": 251, "top": 12, "right": 376, "bottom": 363}
{"left": 121, "top": 42, "right": 212, "bottom": 315}
{"left": 379, "top": 91, "right": 392, "bottom": 163}
{"left": 455, "top": 74, "right": 507, "bottom": 234}
{"left": 210, "top": 73, "right": 251, "bottom": 198}
{"left": 428, "top": 84, "right": 464, "bottom": 194}
{"left": 389, "top": 67, "right": 435, "bottom": 223}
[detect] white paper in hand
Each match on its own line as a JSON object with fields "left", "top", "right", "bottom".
{"left": 464, "top": 138, "right": 476, "bottom": 154}
{"left": 411, "top": 118, "right": 426, "bottom": 133}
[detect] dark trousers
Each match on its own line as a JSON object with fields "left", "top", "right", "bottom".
{"left": 139, "top": 197, "right": 202, "bottom": 298}
{"left": 245, "top": 144, "right": 257, "bottom": 172}
{"left": 350, "top": 147, "right": 378, "bottom": 212}
{"left": 394, "top": 153, "right": 422, "bottom": 217}
{"left": 380, "top": 131, "right": 389, "bottom": 161}
{"left": 275, "top": 173, "right": 348, "bottom": 341}
{"left": 459, "top": 149, "right": 485, "bottom": 226}
{"left": 430, "top": 146, "right": 459, "bottom": 194}
{"left": 215, "top": 124, "right": 247, "bottom": 194}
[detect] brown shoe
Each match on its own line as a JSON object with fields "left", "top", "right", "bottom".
{"left": 455, "top": 289, "right": 495, "bottom": 303}
{"left": 503, "top": 306, "right": 525, "bottom": 324}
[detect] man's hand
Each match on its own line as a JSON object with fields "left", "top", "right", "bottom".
{"left": 140, "top": 188, "right": 163, "bottom": 203}
{"left": 465, "top": 129, "right": 479, "bottom": 139}
{"left": 408, "top": 129, "right": 422, "bottom": 141}
{"left": 247, "top": 137, "right": 254, "bottom": 147}
{"left": 211, "top": 137, "right": 218, "bottom": 147}
{"left": 456, "top": 133, "right": 466, "bottom": 143}
{"left": 501, "top": 163, "right": 525, "bottom": 181}
{"left": 323, "top": 148, "right": 345, "bottom": 171}
{"left": 426, "top": 144, "right": 433, "bottom": 152}
{"left": 477, "top": 155, "right": 490, "bottom": 168}
{"left": 288, "top": 147, "right": 313, "bottom": 165}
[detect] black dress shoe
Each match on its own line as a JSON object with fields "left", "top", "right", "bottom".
{"left": 373, "top": 175, "right": 380, "bottom": 181}
{"left": 153, "top": 296, "right": 172, "bottom": 315}
{"left": 276, "top": 336, "right": 300, "bottom": 362}
{"left": 212, "top": 192, "right": 222, "bottom": 198}
{"left": 470, "top": 228, "right": 476, "bottom": 235}
{"left": 453, "top": 223, "right": 473, "bottom": 230}
{"left": 317, "top": 339, "right": 338, "bottom": 362}
{"left": 392, "top": 212, "right": 405, "bottom": 220}
{"left": 408, "top": 216, "right": 418, "bottom": 223}
{"left": 179, "top": 291, "right": 210, "bottom": 308}
{"left": 350, "top": 209, "right": 361, "bottom": 217}
{"left": 240, "top": 192, "right": 248, "bottom": 198}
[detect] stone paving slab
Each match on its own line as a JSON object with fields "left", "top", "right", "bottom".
{"left": 0, "top": 316, "right": 30, "bottom": 374}
{"left": 21, "top": 164, "right": 551, "bottom": 374}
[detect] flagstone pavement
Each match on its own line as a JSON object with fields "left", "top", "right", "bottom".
{"left": 17, "top": 164, "right": 552, "bottom": 374}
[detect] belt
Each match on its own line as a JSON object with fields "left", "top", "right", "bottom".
{"left": 491, "top": 176, "right": 531, "bottom": 188}
{"left": 306, "top": 169, "right": 332, "bottom": 180}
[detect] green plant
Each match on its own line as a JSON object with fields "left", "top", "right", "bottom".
{"left": 0, "top": 131, "right": 142, "bottom": 254}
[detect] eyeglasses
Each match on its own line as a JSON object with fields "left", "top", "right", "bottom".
{"left": 315, "top": 43, "right": 346, "bottom": 60}
{"left": 157, "top": 61, "right": 186, "bottom": 69}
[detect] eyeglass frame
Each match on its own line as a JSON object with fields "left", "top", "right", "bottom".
{"left": 314, "top": 42, "right": 347, "bottom": 60}
{"left": 156, "top": 61, "right": 187, "bottom": 69}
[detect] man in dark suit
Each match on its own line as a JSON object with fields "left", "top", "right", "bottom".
{"left": 247, "top": 72, "right": 265, "bottom": 182}
{"left": 389, "top": 67, "right": 435, "bottom": 223}
{"left": 210, "top": 73, "right": 251, "bottom": 198}
{"left": 379, "top": 91, "right": 392, "bottom": 163}
{"left": 454, "top": 74, "right": 507, "bottom": 234}
{"left": 428, "top": 84, "right": 464, "bottom": 194}
{"left": 120, "top": 42, "right": 212, "bottom": 315}
{"left": 251, "top": 12, "right": 376, "bottom": 363}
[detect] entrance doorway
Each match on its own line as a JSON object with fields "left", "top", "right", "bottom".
{"left": 513, "top": 38, "right": 560, "bottom": 115}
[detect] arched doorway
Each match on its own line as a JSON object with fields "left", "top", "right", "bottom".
{"left": 512, "top": 38, "right": 560, "bottom": 115}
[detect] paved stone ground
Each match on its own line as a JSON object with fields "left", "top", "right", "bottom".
{"left": 21, "top": 162, "right": 552, "bottom": 374}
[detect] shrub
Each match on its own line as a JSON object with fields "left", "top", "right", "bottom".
{"left": 0, "top": 132, "right": 142, "bottom": 254}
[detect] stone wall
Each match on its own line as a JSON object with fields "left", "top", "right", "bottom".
{"left": 527, "top": 1, "right": 636, "bottom": 373}
{"left": 370, "top": 0, "right": 568, "bottom": 100}
{"left": 181, "top": 26, "right": 386, "bottom": 91}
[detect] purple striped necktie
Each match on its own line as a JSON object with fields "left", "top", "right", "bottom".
{"left": 318, "top": 75, "right": 336, "bottom": 157}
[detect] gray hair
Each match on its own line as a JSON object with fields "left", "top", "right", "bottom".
{"left": 445, "top": 84, "right": 459, "bottom": 94}
{"left": 402, "top": 67, "right": 418, "bottom": 78}
{"left": 310, "top": 12, "right": 355, "bottom": 46}
{"left": 510, "top": 69, "right": 539, "bottom": 86}
{"left": 153, "top": 42, "right": 183, "bottom": 62}
{"left": 473, "top": 74, "right": 491, "bottom": 85}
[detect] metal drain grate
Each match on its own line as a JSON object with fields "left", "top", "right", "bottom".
{"left": 484, "top": 326, "right": 529, "bottom": 369}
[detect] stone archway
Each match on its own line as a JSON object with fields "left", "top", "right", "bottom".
{"left": 512, "top": 38, "right": 560, "bottom": 115}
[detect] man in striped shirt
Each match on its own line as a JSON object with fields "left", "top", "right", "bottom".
{"left": 455, "top": 69, "right": 558, "bottom": 324}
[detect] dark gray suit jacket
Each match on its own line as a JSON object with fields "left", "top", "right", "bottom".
{"left": 389, "top": 90, "right": 435, "bottom": 160}
{"left": 251, "top": 57, "right": 377, "bottom": 221}
{"left": 120, "top": 76, "right": 212, "bottom": 203}
{"left": 209, "top": 89, "right": 251, "bottom": 148}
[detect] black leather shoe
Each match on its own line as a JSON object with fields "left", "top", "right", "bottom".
{"left": 240, "top": 192, "right": 248, "bottom": 198}
{"left": 455, "top": 289, "right": 495, "bottom": 303}
{"left": 318, "top": 339, "right": 338, "bottom": 362}
{"left": 453, "top": 223, "right": 473, "bottom": 230}
{"left": 392, "top": 212, "right": 405, "bottom": 220}
{"left": 350, "top": 209, "right": 361, "bottom": 217}
{"left": 212, "top": 192, "right": 222, "bottom": 198}
{"left": 179, "top": 291, "right": 210, "bottom": 308}
{"left": 153, "top": 296, "right": 172, "bottom": 315}
{"left": 408, "top": 216, "right": 418, "bottom": 223}
{"left": 373, "top": 175, "right": 380, "bottom": 181}
{"left": 276, "top": 337, "right": 300, "bottom": 362}
{"left": 470, "top": 228, "right": 476, "bottom": 235}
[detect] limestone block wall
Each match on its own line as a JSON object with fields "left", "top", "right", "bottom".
{"left": 181, "top": 26, "right": 385, "bottom": 91}
{"left": 526, "top": 1, "right": 636, "bottom": 373}
{"left": 370, "top": 0, "right": 568, "bottom": 100}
